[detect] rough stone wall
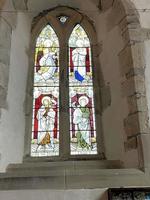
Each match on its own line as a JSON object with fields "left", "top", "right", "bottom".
{"left": 133, "top": 0, "right": 150, "bottom": 169}
{"left": 0, "top": 0, "right": 31, "bottom": 172}
{"left": 96, "top": 0, "right": 150, "bottom": 169}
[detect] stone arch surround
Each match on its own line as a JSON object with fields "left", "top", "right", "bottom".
{"left": 100, "top": 0, "right": 150, "bottom": 170}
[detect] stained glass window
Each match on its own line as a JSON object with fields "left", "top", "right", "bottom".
{"left": 69, "top": 24, "right": 97, "bottom": 155}
{"left": 31, "top": 25, "right": 59, "bottom": 157}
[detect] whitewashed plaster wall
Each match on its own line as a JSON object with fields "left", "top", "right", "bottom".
{"left": 1, "top": 0, "right": 150, "bottom": 172}
{"left": 0, "top": 10, "right": 31, "bottom": 171}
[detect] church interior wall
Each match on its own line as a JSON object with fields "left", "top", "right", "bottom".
{"left": 0, "top": 0, "right": 141, "bottom": 171}
{"left": 0, "top": 0, "right": 150, "bottom": 197}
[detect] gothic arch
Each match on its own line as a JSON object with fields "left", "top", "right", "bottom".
{"left": 24, "top": 6, "right": 105, "bottom": 160}
{"left": 100, "top": 0, "right": 148, "bottom": 170}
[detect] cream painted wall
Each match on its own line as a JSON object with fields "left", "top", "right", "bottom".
{"left": 0, "top": 11, "right": 31, "bottom": 171}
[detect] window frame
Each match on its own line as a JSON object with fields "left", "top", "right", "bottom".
{"left": 23, "top": 7, "right": 105, "bottom": 162}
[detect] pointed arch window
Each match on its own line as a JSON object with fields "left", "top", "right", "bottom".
{"left": 28, "top": 9, "right": 102, "bottom": 160}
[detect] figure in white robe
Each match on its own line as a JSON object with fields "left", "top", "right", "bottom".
{"left": 73, "top": 96, "right": 91, "bottom": 149}
{"left": 37, "top": 96, "right": 56, "bottom": 149}
{"left": 35, "top": 39, "right": 57, "bottom": 84}
{"left": 72, "top": 40, "right": 87, "bottom": 81}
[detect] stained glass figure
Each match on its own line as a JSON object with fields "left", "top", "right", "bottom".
{"left": 31, "top": 25, "right": 59, "bottom": 157}
{"left": 69, "top": 24, "right": 97, "bottom": 155}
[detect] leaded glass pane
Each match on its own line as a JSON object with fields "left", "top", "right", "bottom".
{"left": 69, "top": 47, "right": 93, "bottom": 86}
{"left": 69, "top": 24, "right": 97, "bottom": 155}
{"left": 69, "top": 24, "right": 90, "bottom": 47}
{"left": 36, "top": 25, "right": 59, "bottom": 47}
{"left": 31, "top": 25, "right": 59, "bottom": 157}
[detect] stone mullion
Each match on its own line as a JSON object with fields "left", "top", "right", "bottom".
{"left": 59, "top": 39, "right": 70, "bottom": 159}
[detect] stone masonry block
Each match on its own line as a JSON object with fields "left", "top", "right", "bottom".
{"left": 121, "top": 0, "right": 139, "bottom": 16}
{"left": 122, "top": 76, "right": 145, "bottom": 97}
{"left": 134, "top": 76, "right": 146, "bottom": 95}
{"left": 124, "top": 136, "right": 137, "bottom": 151}
{"left": 120, "top": 28, "right": 150, "bottom": 46}
{"left": 119, "top": 15, "right": 140, "bottom": 33}
{"left": 124, "top": 113, "right": 139, "bottom": 137}
{"left": 138, "top": 112, "right": 150, "bottom": 135}
{"left": 141, "top": 28, "right": 150, "bottom": 41}
{"left": 127, "top": 94, "right": 147, "bottom": 114}
{"left": 126, "top": 68, "right": 145, "bottom": 79}
{"left": 119, "top": 43, "right": 145, "bottom": 76}
{"left": 124, "top": 112, "right": 149, "bottom": 137}
{"left": 122, "top": 28, "right": 143, "bottom": 45}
